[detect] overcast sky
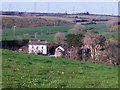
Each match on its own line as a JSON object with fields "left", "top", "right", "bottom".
{"left": 1, "top": 2, "right": 119, "bottom": 15}
{"left": 0, "top": 0, "right": 119, "bottom": 2}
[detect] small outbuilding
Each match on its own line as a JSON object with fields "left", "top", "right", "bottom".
{"left": 55, "top": 46, "right": 65, "bottom": 57}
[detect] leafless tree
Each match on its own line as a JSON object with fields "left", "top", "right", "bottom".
{"left": 109, "top": 25, "right": 118, "bottom": 32}
{"left": 106, "top": 20, "right": 119, "bottom": 32}
{"left": 82, "top": 33, "right": 100, "bottom": 61}
{"left": 55, "top": 32, "right": 66, "bottom": 45}
{"left": 105, "top": 39, "right": 120, "bottom": 66}
{"left": 83, "top": 33, "right": 92, "bottom": 46}
{"left": 69, "top": 24, "right": 86, "bottom": 34}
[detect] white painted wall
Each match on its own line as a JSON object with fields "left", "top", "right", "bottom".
{"left": 28, "top": 45, "right": 47, "bottom": 55}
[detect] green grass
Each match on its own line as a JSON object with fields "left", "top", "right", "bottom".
{"left": 85, "top": 24, "right": 108, "bottom": 34}
{"left": 2, "top": 26, "right": 73, "bottom": 36}
{"left": 2, "top": 26, "right": 73, "bottom": 41}
{"left": 2, "top": 34, "right": 55, "bottom": 41}
{"left": 2, "top": 24, "right": 120, "bottom": 41}
{"left": 108, "top": 31, "right": 120, "bottom": 39}
{"left": 2, "top": 49, "right": 119, "bottom": 88}
{"left": 85, "top": 24, "right": 119, "bottom": 39}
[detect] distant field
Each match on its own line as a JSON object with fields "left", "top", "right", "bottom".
{"left": 3, "top": 26, "right": 73, "bottom": 36}
{"left": 2, "top": 25, "right": 73, "bottom": 41}
{"left": 85, "top": 24, "right": 119, "bottom": 39}
{"left": 66, "top": 14, "right": 117, "bottom": 21}
{"left": 2, "top": 49, "right": 118, "bottom": 88}
{"left": 40, "top": 16, "right": 74, "bottom": 22}
{"left": 2, "top": 23, "right": 119, "bottom": 41}
{"left": 85, "top": 24, "right": 108, "bottom": 35}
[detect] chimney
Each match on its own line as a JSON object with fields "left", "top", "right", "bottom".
{"left": 29, "top": 40, "right": 31, "bottom": 42}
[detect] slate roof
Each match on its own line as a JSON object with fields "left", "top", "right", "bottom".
{"left": 29, "top": 40, "right": 48, "bottom": 45}
{"left": 56, "top": 46, "right": 65, "bottom": 51}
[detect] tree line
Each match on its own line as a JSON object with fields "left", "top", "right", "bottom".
{"left": 55, "top": 25, "right": 119, "bottom": 66}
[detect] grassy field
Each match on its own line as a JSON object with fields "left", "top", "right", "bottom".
{"left": 2, "top": 23, "right": 119, "bottom": 41}
{"left": 2, "top": 25, "right": 73, "bottom": 41}
{"left": 85, "top": 24, "right": 108, "bottom": 34}
{"left": 85, "top": 24, "right": 119, "bottom": 39}
{"left": 2, "top": 49, "right": 119, "bottom": 88}
{"left": 2, "top": 32, "right": 57, "bottom": 41}
{"left": 3, "top": 26, "right": 73, "bottom": 36}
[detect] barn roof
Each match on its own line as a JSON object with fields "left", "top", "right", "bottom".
{"left": 56, "top": 46, "right": 65, "bottom": 51}
{"left": 29, "top": 40, "right": 48, "bottom": 45}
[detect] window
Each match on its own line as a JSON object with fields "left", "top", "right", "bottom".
{"left": 36, "top": 46, "right": 39, "bottom": 50}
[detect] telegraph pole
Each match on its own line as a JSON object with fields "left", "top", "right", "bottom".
{"left": 41, "top": 29, "right": 43, "bottom": 35}
{"left": 112, "top": 8, "right": 114, "bottom": 16}
{"left": 100, "top": 6, "right": 103, "bottom": 19}
{"left": 47, "top": 2, "right": 50, "bottom": 13}
{"left": 101, "top": 6, "right": 103, "bottom": 15}
{"left": 54, "top": 22, "right": 55, "bottom": 27}
{"left": 34, "top": 32, "right": 37, "bottom": 39}
{"left": 13, "top": 25, "right": 16, "bottom": 37}
{"left": 73, "top": 6, "right": 75, "bottom": 14}
{"left": 34, "top": 2, "right": 36, "bottom": 12}
{"left": 9, "top": 2, "right": 11, "bottom": 12}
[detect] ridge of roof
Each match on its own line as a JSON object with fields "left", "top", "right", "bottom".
{"left": 29, "top": 40, "right": 48, "bottom": 45}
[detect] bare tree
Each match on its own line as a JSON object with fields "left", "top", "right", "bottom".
{"left": 105, "top": 39, "right": 120, "bottom": 66}
{"left": 55, "top": 32, "right": 66, "bottom": 45}
{"left": 82, "top": 32, "right": 100, "bottom": 61}
{"left": 83, "top": 33, "right": 92, "bottom": 46}
{"left": 109, "top": 25, "right": 118, "bottom": 32}
{"left": 106, "top": 20, "right": 119, "bottom": 32}
{"left": 69, "top": 24, "right": 86, "bottom": 34}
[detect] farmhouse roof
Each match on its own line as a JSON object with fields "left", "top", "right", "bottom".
{"left": 29, "top": 40, "right": 48, "bottom": 45}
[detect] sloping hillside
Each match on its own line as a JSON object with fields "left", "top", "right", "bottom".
{"left": 2, "top": 49, "right": 118, "bottom": 88}
{"left": 2, "top": 15, "right": 73, "bottom": 29}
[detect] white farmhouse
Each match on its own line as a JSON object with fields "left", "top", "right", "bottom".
{"left": 28, "top": 40, "right": 48, "bottom": 55}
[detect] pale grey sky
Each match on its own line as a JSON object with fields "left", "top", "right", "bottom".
{"left": 0, "top": 0, "right": 119, "bottom": 2}
{"left": 1, "top": 2, "right": 118, "bottom": 15}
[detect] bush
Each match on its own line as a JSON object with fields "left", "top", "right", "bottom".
{"left": 66, "top": 33, "right": 84, "bottom": 47}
